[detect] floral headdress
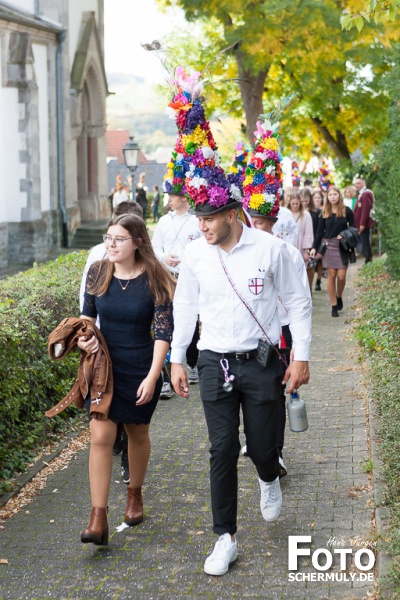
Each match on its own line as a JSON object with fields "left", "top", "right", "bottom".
{"left": 291, "top": 160, "right": 301, "bottom": 187}
{"left": 141, "top": 41, "right": 243, "bottom": 213}
{"left": 241, "top": 95, "right": 295, "bottom": 219}
{"left": 241, "top": 120, "right": 282, "bottom": 219}
{"left": 162, "top": 66, "right": 242, "bottom": 213}
{"left": 319, "top": 160, "right": 334, "bottom": 192}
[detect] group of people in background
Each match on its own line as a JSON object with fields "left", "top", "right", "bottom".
{"left": 282, "top": 176, "right": 375, "bottom": 317}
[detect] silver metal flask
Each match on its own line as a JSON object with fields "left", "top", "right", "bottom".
{"left": 287, "top": 391, "right": 309, "bottom": 432}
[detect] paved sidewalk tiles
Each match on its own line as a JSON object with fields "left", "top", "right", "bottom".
{"left": 0, "top": 264, "right": 376, "bottom": 599}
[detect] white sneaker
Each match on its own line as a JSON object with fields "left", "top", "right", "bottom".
{"left": 160, "top": 382, "right": 172, "bottom": 399}
{"left": 204, "top": 533, "right": 238, "bottom": 576}
{"left": 241, "top": 444, "right": 248, "bottom": 456}
{"left": 279, "top": 456, "right": 287, "bottom": 478}
{"left": 259, "top": 476, "right": 282, "bottom": 521}
{"left": 187, "top": 365, "right": 199, "bottom": 384}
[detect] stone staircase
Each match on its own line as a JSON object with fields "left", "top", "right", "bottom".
{"left": 70, "top": 219, "right": 109, "bottom": 250}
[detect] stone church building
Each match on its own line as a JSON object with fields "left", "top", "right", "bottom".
{"left": 0, "top": 0, "right": 108, "bottom": 268}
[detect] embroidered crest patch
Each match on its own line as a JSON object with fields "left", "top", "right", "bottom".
{"left": 248, "top": 278, "right": 264, "bottom": 295}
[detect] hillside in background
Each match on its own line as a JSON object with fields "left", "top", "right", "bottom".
{"left": 106, "top": 73, "right": 177, "bottom": 154}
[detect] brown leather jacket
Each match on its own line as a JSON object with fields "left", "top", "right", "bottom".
{"left": 45, "top": 317, "right": 113, "bottom": 421}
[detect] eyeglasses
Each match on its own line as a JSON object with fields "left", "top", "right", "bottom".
{"left": 102, "top": 234, "right": 133, "bottom": 247}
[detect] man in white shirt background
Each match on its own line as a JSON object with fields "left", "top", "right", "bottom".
{"left": 151, "top": 192, "right": 201, "bottom": 398}
{"left": 249, "top": 204, "right": 311, "bottom": 479}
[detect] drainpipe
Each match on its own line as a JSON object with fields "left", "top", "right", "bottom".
{"left": 34, "top": 0, "right": 40, "bottom": 17}
{"left": 56, "top": 31, "right": 68, "bottom": 247}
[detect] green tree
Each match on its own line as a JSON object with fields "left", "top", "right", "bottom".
{"left": 158, "top": 0, "right": 398, "bottom": 161}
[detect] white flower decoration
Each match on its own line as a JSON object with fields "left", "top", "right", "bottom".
{"left": 229, "top": 184, "right": 242, "bottom": 200}
{"left": 187, "top": 176, "right": 208, "bottom": 189}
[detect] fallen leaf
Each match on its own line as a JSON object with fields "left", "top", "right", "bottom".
{"left": 0, "top": 559, "right": 9, "bottom": 565}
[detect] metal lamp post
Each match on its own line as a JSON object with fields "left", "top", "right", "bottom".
{"left": 122, "top": 135, "right": 140, "bottom": 201}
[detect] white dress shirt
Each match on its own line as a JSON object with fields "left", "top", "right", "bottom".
{"left": 278, "top": 241, "right": 311, "bottom": 327}
{"left": 151, "top": 210, "right": 201, "bottom": 275}
{"left": 170, "top": 225, "right": 312, "bottom": 363}
{"left": 273, "top": 206, "right": 298, "bottom": 246}
{"left": 79, "top": 243, "right": 107, "bottom": 320}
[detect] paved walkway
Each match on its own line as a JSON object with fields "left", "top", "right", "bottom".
{"left": 0, "top": 263, "right": 376, "bottom": 599}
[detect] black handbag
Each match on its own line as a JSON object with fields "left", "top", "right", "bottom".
{"left": 317, "top": 240, "right": 328, "bottom": 255}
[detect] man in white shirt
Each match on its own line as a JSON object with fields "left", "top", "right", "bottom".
{"left": 170, "top": 199, "right": 312, "bottom": 576}
{"left": 250, "top": 208, "right": 311, "bottom": 478}
{"left": 151, "top": 193, "right": 201, "bottom": 397}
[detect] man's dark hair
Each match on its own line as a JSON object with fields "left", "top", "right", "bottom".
{"left": 114, "top": 200, "right": 143, "bottom": 218}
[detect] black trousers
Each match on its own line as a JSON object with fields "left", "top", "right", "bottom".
{"left": 277, "top": 325, "right": 292, "bottom": 455}
{"left": 186, "top": 319, "right": 200, "bottom": 368}
{"left": 198, "top": 349, "right": 282, "bottom": 535}
{"left": 360, "top": 229, "right": 372, "bottom": 263}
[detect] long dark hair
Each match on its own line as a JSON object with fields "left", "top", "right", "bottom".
{"left": 88, "top": 214, "right": 175, "bottom": 304}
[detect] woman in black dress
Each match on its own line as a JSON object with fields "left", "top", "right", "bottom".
{"left": 310, "top": 186, "right": 354, "bottom": 317}
{"left": 79, "top": 214, "right": 175, "bottom": 545}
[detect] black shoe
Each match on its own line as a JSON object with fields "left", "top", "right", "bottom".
{"left": 331, "top": 305, "right": 339, "bottom": 317}
{"left": 315, "top": 280, "right": 321, "bottom": 291}
{"left": 121, "top": 453, "right": 130, "bottom": 485}
{"left": 336, "top": 297, "right": 343, "bottom": 311}
{"left": 121, "top": 464, "right": 130, "bottom": 485}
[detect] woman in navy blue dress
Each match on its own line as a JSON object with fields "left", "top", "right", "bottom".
{"left": 79, "top": 214, "right": 174, "bottom": 546}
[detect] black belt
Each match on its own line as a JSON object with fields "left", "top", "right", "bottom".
{"left": 205, "top": 349, "right": 258, "bottom": 361}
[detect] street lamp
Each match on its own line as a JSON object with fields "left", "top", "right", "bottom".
{"left": 123, "top": 135, "right": 140, "bottom": 200}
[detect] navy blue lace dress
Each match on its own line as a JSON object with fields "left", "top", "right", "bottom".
{"left": 82, "top": 267, "right": 173, "bottom": 424}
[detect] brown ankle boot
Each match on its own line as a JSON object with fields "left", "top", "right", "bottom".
{"left": 81, "top": 507, "right": 109, "bottom": 545}
{"left": 125, "top": 487, "right": 143, "bottom": 525}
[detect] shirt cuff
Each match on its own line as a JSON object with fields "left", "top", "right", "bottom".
{"left": 170, "top": 348, "right": 186, "bottom": 364}
{"left": 292, "top": 345, "right": 310, "bottom": 362}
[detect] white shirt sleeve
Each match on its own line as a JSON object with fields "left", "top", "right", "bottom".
{"left": 151, "top": 217, "right": 167, "bottom": 262}
{"left": 170, "top": 250, "right": 200, "bottom": 364}
{"left": 272, "top": 242, "right": 312, "bottom": 361}
{"left": 79, "top": 244, "right": 107, "bottom": 312}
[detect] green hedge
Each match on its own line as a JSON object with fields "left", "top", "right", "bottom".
{"left": 355, "top": 258, "right": 400, "bottom": 588}
{"left": 374, "top": 46, "right": 400, "bottom": 280}
{"left": 0, "top": 252, "right": 88, "bottom": 495}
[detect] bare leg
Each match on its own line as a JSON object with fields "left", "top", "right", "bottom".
{"left": 336, "top": 268, "right": 347, "bottom": 298}
{"left": 88, "top": 419, "right": 117, "bottom": 508}
{"left": 327, "top": 269, "right": 338, "bottom": 306}
{"left": 124, "top": 423, "right": 151, "bottom": 488}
